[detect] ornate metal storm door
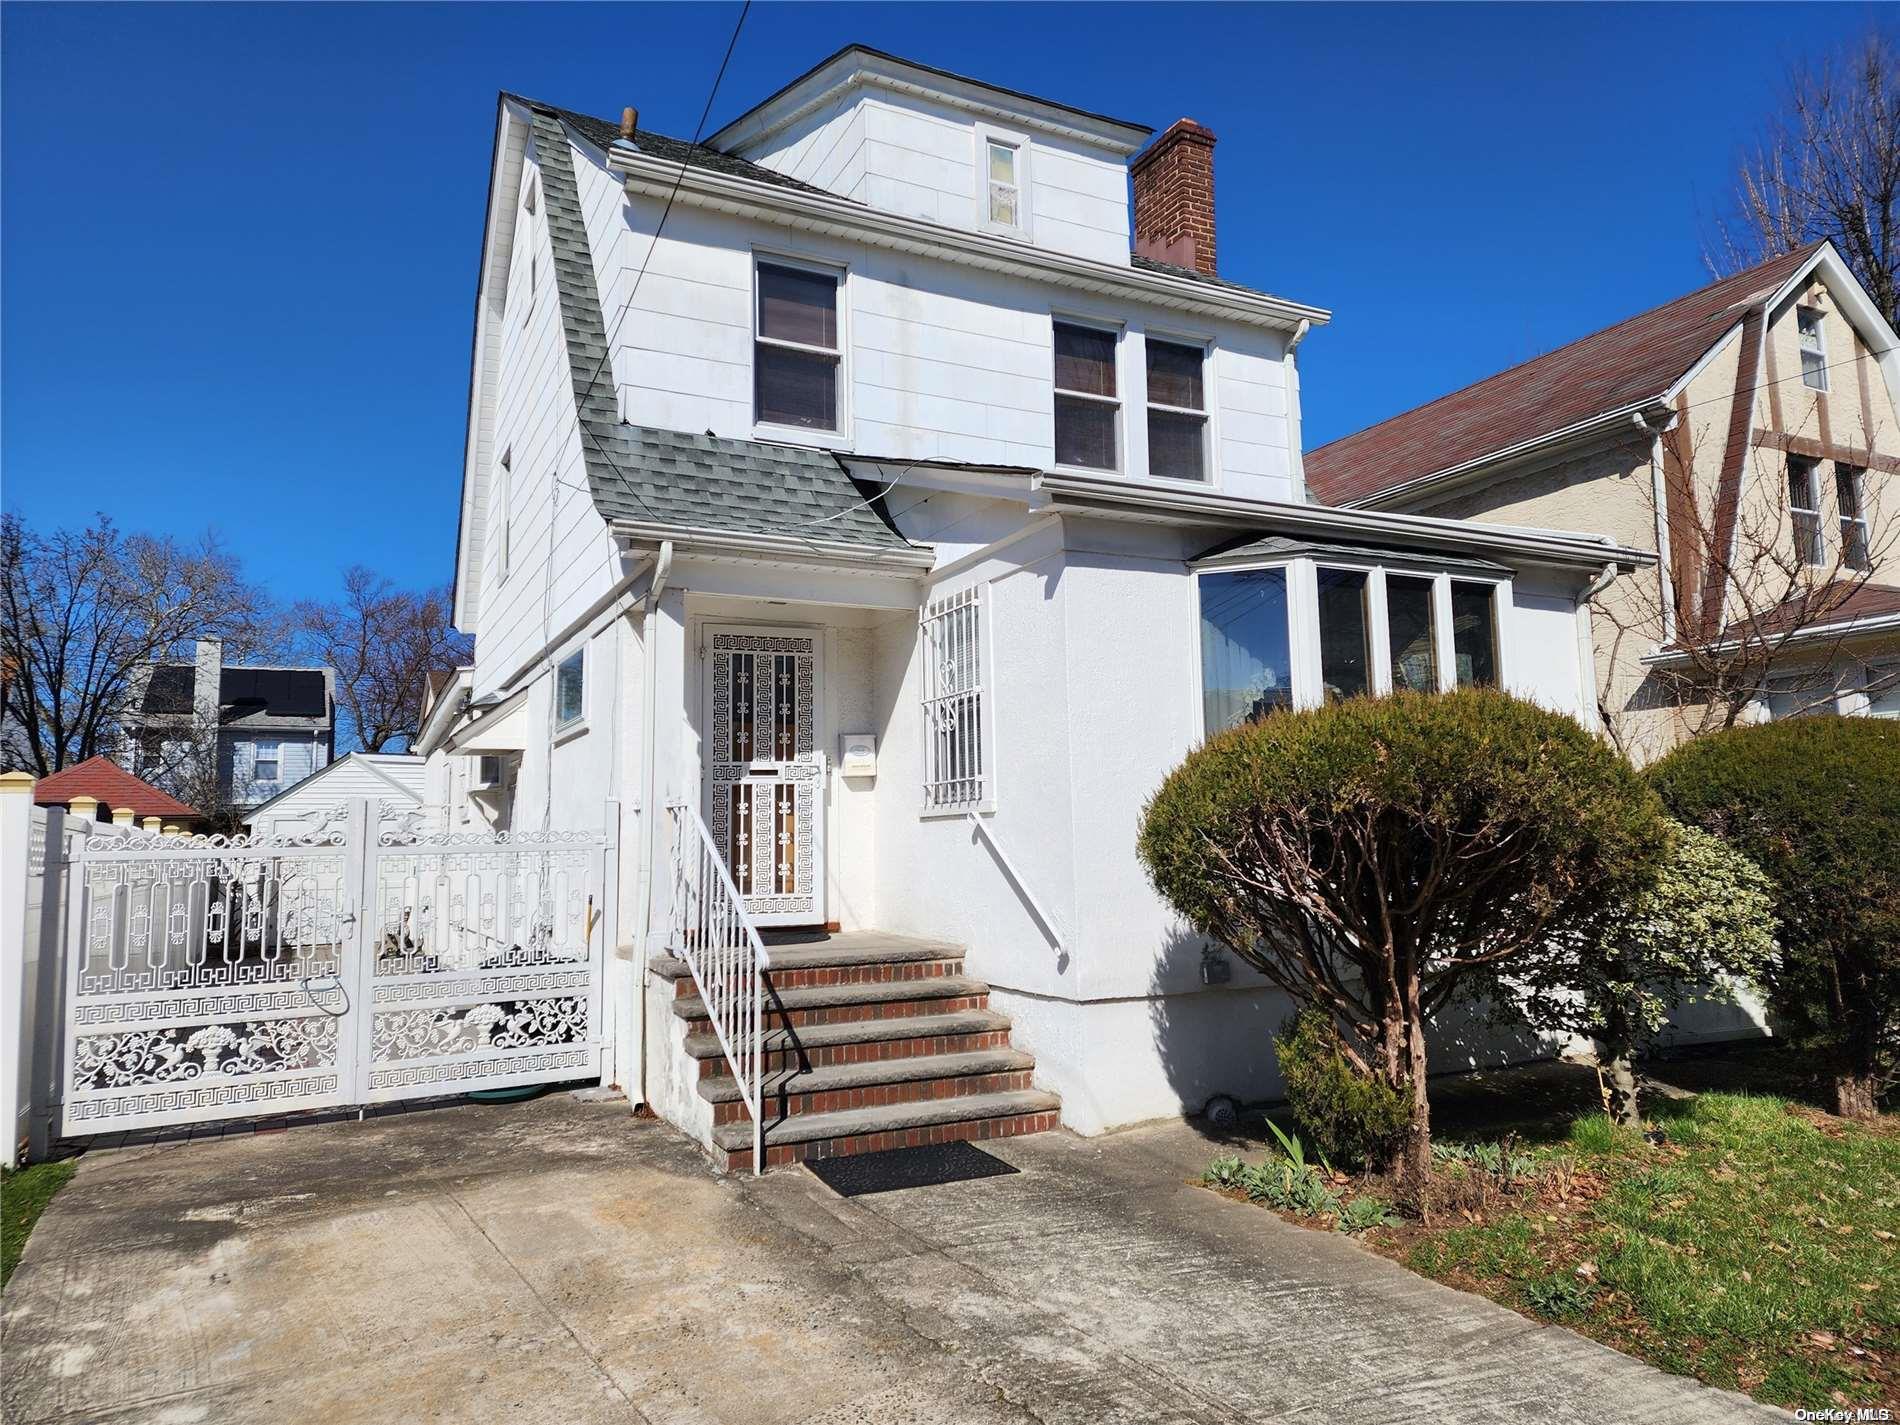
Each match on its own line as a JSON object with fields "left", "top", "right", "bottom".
{"left": 704, "top": 626, "right": 826, "bottom": 926}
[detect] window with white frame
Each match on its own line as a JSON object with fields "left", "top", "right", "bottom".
{"left": 1315, "top": 568, "right": 1371, "bottom": 702}
{"left": 921, "top": 587, "right": 987, "bottom": 809}
{"left": 754, "top": 259, "right": 841, "bottom": 431}
{"left": 253, "top": 740, "right": 281, "bottom": 782}
{"left": 1384, "top": 574, "right": 1439, "bottom": 692}
{"left": 1789, "top": 456, "right": 1824, "bottom": 566}
{"left": 1146, "top": 338, "right": 1208, "bottom": 481}
{"left": 1797, "top": 305, "right": 1828, "bottom": 390}
{"left": 1837, "top": 464, "right": 1871, "bottom": 571}
{"left": 496, "top": 447, "right": 513, "bottom": 580}
{"left": 985, "top": 138, "right": 1023, "bottom": 230}
{"left": 1867, "top": 665, "right": 1900, "bottom": 718}
{"left": 1053, "top": 321, "right": 1119, "bottom": 471}
{"left": 555, "top": 648, "right": 585, "bottom": 730}
{"left": 1450, "top": 581, "right": 1499, "bottom": 687}
{"left": 1200, "top": 567, "right": 1293, "bottom": 732}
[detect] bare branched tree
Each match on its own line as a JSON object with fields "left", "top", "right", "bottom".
{"left": 1708, "top": 28, "right": 1900, "bottom": 325}
{"left": 294, "top": 567, "right": 470, "bottom": 754}
{"left": 1595, "top": 393, "right": 1898, "bottom": 757}
{"left": 0, "top": 513, "right": 277, "bottom": 779}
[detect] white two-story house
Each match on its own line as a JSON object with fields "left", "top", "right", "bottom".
{"left": 431, "top": 46, "right": 1651, "bottom": 1169}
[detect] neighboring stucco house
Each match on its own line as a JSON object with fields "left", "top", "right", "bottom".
{"left": 425, "top": 46, "right": 1656, "bottom": 1168}
{"left": 125, "top": 638, "right": 336, "bottom": 812}
{"left": 1307, "top": 243, "right": 1900, "bottom": 762}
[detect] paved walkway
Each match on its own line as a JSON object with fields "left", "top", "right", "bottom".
{"left": 1, "top": 1095, "right": 1780, "bottom": 1424}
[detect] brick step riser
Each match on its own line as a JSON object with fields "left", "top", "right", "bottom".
{"left": 672, "top": 960, "right": 965, "bottom": 998}
{"left": 679, "top": 993, "right": 989, "bottom": 1031}
{"left": 711, "top": 1070, "right": 1036, "bottom": 1125}
{"left": 695, "top": 1028, "right": 1013, "bottom": 1079}
{"left": 719, "top": 1109, "right": 1061, "bottom": 1172}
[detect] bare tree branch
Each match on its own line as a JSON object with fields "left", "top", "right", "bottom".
{"left": 293, "top": 568, "right": 470, "bottom": 754}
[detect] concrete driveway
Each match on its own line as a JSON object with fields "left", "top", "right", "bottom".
{"left": 2, "top": 1095, "right": 1779, "bottom": 1424}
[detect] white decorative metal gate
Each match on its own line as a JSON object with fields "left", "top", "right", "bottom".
{"left": 58, "top": 801, "right": 613, "bottom": 1137}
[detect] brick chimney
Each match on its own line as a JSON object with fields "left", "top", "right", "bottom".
{"left": 1131, "top": 118, "right": 1218, "bottom": 276}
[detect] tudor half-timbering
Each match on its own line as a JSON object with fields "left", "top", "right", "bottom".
{"left": 1307, "top": 243, "right": 1900, "bottom": 760}
{"left": 431, "top": 47, "right": 1657, "bottom": 1168}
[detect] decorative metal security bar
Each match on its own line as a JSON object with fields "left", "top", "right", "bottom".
{"left": 921, "top": 585, "right": 986, "bottom": 810}
{"left": 666, "top": 801, "right": 771, "bottom": 1173}
{"left": 363, "top": 808, "right": 611, "bottom": 1102}
{"left": 61, "top": 822, "right": 358, "bottom": 1134}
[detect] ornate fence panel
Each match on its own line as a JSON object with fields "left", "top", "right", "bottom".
{"left": 61, "top": 817, "right": 360, "bottom": 1135}
{"left": 55, "top": 800, "right": 615, "bottom": 1137}
{"left": 360, "top": 810, "right": 612, "bottom": 1102}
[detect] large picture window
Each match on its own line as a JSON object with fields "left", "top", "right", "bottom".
{"left": 1146, "top": 339, "right": 1208, "bottom": 481}
{"left": 1053, "top": 321, "right": 1119, "bottom": 471}
{"left": 922, "top": 587, "right": 987, "bottom": 809}
{"left": 1200, "top": 568, "right": 1292, "bottom": 733}
{"left": 1316, "top": 569, "right": 1371, "bottom": 702}
{"left": 755, "top": 260, "right": 841, "bottom": 430}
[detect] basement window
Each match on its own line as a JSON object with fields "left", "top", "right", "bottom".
{"left": 1797, "top": 305, "right": 1828, "bottom": 391}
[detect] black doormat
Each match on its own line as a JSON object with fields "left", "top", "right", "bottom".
{"left": 804, "top": 1140, "right": 1020, "bottom": 1197}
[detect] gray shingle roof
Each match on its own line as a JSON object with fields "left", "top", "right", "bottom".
{"left": 518, "top": 101, "right": 910, "bottom": 554}
{"left": 1194, "top": 532, "right": 1510, "bottom": 574}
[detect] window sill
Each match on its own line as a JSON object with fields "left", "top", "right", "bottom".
{"left": 753, "top": 421, "right": 851, "bottom": 451}
{"left": 554, "top": 718, "right": 589, "bottom": 747}
{"left": 919, "top": 801, "right": 995, "bottom": 822}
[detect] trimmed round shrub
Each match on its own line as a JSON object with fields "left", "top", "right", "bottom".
{"left": 1275, "top": 1009, "right": 1412, "bottom": 1171}
{"left": 1139, "top": 687, "right": 1669, "bottom": 1192}
{"left": 1647, "top": 717, "right": 1900, "bottom": 1117}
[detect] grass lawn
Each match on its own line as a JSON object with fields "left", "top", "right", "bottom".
{"left": 2, "top": 1161, "right": 75, "bottom": 1289}
{"left": 1392, "top": 1094, "right": 1898, "bottom": 1412}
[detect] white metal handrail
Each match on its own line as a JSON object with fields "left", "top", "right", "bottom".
{"left": 665, "top": 802, "right": 773, "bottom": 1173}
{"left": 966, "top": 811, "right": 1063, "bottom": 954}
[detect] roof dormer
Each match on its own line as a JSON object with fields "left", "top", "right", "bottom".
{"left": 708, "top": 45, "right": 1151, "bottom": 265}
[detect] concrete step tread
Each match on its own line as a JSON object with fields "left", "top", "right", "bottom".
{"left": 681, "top": 1009, "right": 1012, "bottom": 1060}
{"left": 671, "top": 974, "right": 988, "bottom": 1021}
{"left": 712, "top": 1088, "right": 1061, "bottom": 1151}
{"left": 650, "top": 935, "right": 964, "bottom": 980}
{"left": 698, "top": 1048, "right": 1035, "bottom": 1104}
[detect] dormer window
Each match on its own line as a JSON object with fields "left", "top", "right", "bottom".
{"left": 986, "top": 138, "right": 1021, "bottom": 229}
{"left": 1798, "top": 304, "right": 1828, "bottom": 390}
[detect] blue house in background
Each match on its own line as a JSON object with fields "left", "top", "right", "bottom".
{"left": 124, "top": 638, "right": 335, "bottom": 812}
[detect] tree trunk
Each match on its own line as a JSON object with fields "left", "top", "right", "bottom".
{"left": 1600, "top": 1004, "right": 1642, "bottom": 1130}
{"left": 1833, "top": 1073, "right": 1878, "bottom": 1119}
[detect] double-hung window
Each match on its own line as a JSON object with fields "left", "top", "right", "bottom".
{"left": 986, "top": 138, "right": 1022, "bottom": 230}
{"left": 921, "top": 587, "right": 987, "bottom": 809}
{"left": 1837, "top": 465, "right": 1871, "bottom": 571}
{"left": 755, "top": 259, "right": 841, "bottom": 431}
{"left": 1798, "top": 305, "right": 1828, "bottom": 391}
{"left": 1789, "top": 456, "right": 1824, "bottom": 566}
{"left": 555, "top": 648, "right": 586, "bottom": 730}
{"left": 1053, "top": 321, "right": 1119, "bottom": 471}
{"left": 1146, "top": 339, "right": 1208, "bottom": 481}
{"left": 253, "top": 740, "right": 281, "bottom": 783}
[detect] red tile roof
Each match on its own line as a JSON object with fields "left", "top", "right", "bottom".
{"left": 32, "top": 756, "right": 199, "bottom": 821}
{"left": 1306, "top": 244, "right": 1826, "bottom": 507}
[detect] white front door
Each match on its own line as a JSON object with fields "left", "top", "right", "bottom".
{"left": 702, "top": 625, "right": 827, "bottom": 926}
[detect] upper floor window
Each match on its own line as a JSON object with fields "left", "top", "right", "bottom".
{"left": 1199, "top": 567, "right": 1292, "bottom": 732}
{"left": 986, "top": 139, "right": 1022, "bottom": 230}
{"left": 1789, "top": 456, "right": 1824, "bottom": 566}
{"left": 1798, "top": 305, "right": 1828, "bottom": 391}
{"left": 1837, "top": 465, "right": 1871, "bottom": 571}
{"left": 1146, "top": 339, "right": 1208, "bottom": 482}
{"left": 254, "top": 740, "right": 281, "bottom": 782}
{"left": 755, "top": 260, "right": 841, "bottom": 431}
{"left": 1053, "top": 321, "right": 1119, "bottom": 471}
{"left": 555, "top": 648, "right": 586, "bottom": 730}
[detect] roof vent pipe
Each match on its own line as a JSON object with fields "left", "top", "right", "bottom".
{"left": 620, "top": 106, "right": 639, "bottom": 140}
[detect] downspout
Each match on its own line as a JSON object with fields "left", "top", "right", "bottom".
{"left": 1632, "top": 409, "right": 1677, "bottom": 643}
{"left": 1285, "top": 318, "right": 1313, "bottom": 501}
{"left": 631, "top": 539, "right": 674, "bottom": 1110}
{"left": 1576, "top": 559, "right": 1619, "bottom": 734}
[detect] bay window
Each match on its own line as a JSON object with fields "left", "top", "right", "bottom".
{"left": 1146, "top": 338, "right": 1208, "bottom": 481}
{"left": 1053, "top": 321, "right": 1119, "bottom": 471}
{"left": 1450, "top": 581, "right": 1498, "bottom": 688}
{"left": 1199, "top": 567, "right": 1293, "bottom": 733}
{"left": 755, "top": 259, "right": 841, "bottom": 431}
{"left": 1315, "top": 569, "right": 1370, "bottom": 702}
{"left": 1384, "top": 574, "right": 1439, "bottom": 691}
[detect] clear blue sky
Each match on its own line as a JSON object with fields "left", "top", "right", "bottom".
{"left": 1, "top": 2, "right": 1884, "bottom": 608}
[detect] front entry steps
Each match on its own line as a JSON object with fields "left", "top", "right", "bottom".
{"left": 651, "top": 932, "right": 1060, "bottom": 1171}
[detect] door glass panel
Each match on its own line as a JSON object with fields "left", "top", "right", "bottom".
{"left": 1316, "top": 569, "right": 1370, "bottom": 702}
{"left": 728, "top": 653, "right": 754, "bottom": 762}
{"left": 1385, "top": 575, "right": 1438, "bottom": 692}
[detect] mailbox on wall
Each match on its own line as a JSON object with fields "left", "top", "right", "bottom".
{"left": 839, "top": 733, "right": 877, "bottom": 778}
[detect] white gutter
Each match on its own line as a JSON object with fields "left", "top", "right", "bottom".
{"left": 1033, "top": 470, "right": 1655, "bottom": 571}
{"left": 631, "top": 540, "right": 674, "bottom": 1111}
{"left": 603, "top": 148, "right": 1329, "bottom": 334}
{"left": 607, "top": 518, "right": 936, "bottom": 571}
